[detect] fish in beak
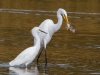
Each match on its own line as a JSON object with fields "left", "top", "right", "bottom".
{"left": 63, "top": 14, "right": 75, "bottom": 33}
{"left": 66, "top": 22, "right": 75, "bottom": 33}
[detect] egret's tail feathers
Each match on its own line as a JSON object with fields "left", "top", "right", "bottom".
{"left": 9, "top": 61, "right": 26, "bottom": 68}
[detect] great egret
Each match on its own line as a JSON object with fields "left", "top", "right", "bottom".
{"left": 36, "top": 8, "right": 75, "bottom": 65}
{"left": 9, "top": 27, "right": 47, "bottom": 67}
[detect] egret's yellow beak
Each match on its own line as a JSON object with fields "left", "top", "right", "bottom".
{"left": 63, "top": 14, "right": 69, "bottom": 23}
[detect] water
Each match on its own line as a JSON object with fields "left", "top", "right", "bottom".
{"left": 0, "top": 0, "right": 100, "bottom": 75}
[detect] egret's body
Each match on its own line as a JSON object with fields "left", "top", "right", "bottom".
{"left": 9, "top": 27, "right": 47, "bottom": 67}
{"left": 38, "top": 9, "right": 65, "bottom": 47}
{"left": 39, "top": 19, "right": 55, "bottom": 46}
{"left": 36, "top": 8, "right": 71, "bottom": 64}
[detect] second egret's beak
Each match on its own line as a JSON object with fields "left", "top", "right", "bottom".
{"left": 39, "top": 29, "right": 47, "bottom": 34}
{"left": 63, "top": 14, "right": 69, "bottom": 23}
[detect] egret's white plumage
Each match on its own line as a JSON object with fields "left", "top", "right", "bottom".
{"left": 38, "top": 8, "right": 68, "bottom": 47}
{"left": 36, "top": 8, "right": 70, "bottom": 64}
{"left": 9, "top": 27, "right": 47, "bottom": 67}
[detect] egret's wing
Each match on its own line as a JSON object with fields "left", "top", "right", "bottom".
{"left": 9, "top": 47, "right": 35, "bottom": 66}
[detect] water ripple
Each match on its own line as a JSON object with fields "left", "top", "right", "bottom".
{"left": 0, "top": 8, "right": 100, "bottom": 15}
{"left": 0, "top": 8, "right": 100, "bottom": 21}
{"left": 90, "top": 72, "right": 100, "bottom": 75}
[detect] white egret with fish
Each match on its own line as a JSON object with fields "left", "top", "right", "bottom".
{"left": 36, "top": 8, "right": 75, "bottom": 65}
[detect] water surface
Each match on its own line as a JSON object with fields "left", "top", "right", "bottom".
{"left": 0, "top": 0, "right": 100, "bottom": 75}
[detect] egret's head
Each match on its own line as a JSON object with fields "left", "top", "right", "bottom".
{"left": 57, "top": 8, "right": 75, "bottom": 33}
{"left": 58, "top": 8, "right": 69, "bottom": 23}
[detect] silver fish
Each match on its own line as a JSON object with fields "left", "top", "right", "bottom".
{"left": 66, "top": 22, "right": 75, "bottom": 33}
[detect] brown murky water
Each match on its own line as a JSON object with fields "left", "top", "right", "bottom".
{"left": 0, "top": 0, "right": 100, "bottom": 75}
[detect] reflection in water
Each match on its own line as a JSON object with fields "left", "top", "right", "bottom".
{"left": 9, "top": 66, "right": 44, "bottom": 75}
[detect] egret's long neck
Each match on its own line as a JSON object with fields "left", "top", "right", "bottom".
{"left": 54, "top": 13, "right": 63, "bottom": 32}
{"left": 34, "top": 33, "right": 40, "bottom": 49}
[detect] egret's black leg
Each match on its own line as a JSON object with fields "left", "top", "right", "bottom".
{"left": 37, "top": 48, "right": 43, "bottom": 65}
{"left": 37, "top": 47, "right": 48, "bottom": 66}
{"left": 44, "top": 48, "right": 48, "bottom": 66}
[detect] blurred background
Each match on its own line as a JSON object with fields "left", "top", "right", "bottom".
{"left": 0, "top": 0, "right": 100, "bottom": 75}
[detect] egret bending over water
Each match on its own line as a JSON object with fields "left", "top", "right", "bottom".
{"left": 37, "top": 8, "right": 75, "bottom": 65}
{"left": 9, "top": 27, "right": 47, "bottom": 67}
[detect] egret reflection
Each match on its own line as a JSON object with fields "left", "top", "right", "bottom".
{"left": 9, "top": 66, "right": 39, "bottom": 75}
